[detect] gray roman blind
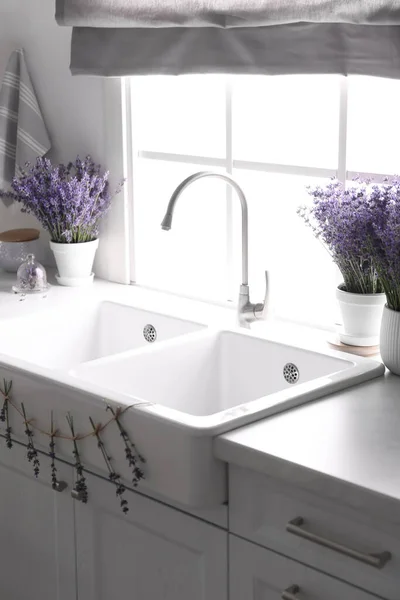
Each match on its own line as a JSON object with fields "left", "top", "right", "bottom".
{"left": 56, "top": 1, "right": 400, "bottom": 77}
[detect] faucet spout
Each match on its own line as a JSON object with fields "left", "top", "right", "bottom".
{"left": 161, "top": 171, "right": 249, "bottom": 286}
{"left": 160, "top": 213, "right": 172, "bottom": 231}
{"left": 161, "top": 171, "right": 268, "bottom": 326}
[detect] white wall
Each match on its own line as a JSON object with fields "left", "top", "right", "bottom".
{"left": 0, "top": 0, "right": 129, "bottom": 282}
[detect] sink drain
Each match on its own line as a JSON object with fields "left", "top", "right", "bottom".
{"left": 143, "top": 324, "right": 157, "bottom": 343}
{"left": 283, "top": 363, "right": 299, "bottom": 384}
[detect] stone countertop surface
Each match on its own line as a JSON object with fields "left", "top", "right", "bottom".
{"left": 215, "top": 370, "right": 400, "bottom": 517}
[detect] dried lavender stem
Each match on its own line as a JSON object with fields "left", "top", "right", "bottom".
{"left": 106, "top": 405, "right": 145, "bottom": 487}
{"left": 21, "top": 403, "right": 40, "bottom": 477}
{"left": 49, "top": 411, "right": 59, "bottom": 490}
{"left": 89, "top": 417, "right": 129, "bottom": 514}
{"left": 66, "top": 413, "right": 88, "bottom": 503}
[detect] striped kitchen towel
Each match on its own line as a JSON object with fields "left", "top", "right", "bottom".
{"left": 0, "top": 48, "right": 51, "bottom": 206}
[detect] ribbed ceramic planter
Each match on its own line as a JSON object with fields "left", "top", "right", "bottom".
{"left": 336, "top": 285, "right": 386, "bottom": 346}
{"left": 380, "top": 305, "right": 400, "bottom": 375}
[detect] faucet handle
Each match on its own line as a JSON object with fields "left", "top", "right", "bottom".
{"left": 253, "top": 270, "right": 269, "bottom": 321}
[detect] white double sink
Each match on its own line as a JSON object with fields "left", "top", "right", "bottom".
{"left": 0, "top": 300, "right": 384, "bottom": 506}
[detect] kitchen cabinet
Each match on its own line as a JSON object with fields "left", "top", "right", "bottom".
{"left": 74, "top": 471, "right": 228, "bottom": 600}
{"left": 230, "top": 535, "right": 379, "bottom": 600}
{"left": 229, "top": 466, "right": 399, "bottom": 600}
{"left": 0, "top": 440, "right": 76, "bottom": 600}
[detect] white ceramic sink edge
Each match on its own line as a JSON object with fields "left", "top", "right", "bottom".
{"left": 0, "top": 293, "right": 385, "bottom": 508}
{"left": 68, "top": 327, "right": 385, "bottom": 435}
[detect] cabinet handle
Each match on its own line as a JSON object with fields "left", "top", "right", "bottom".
{"left": 282, "top": 585, "right": 300, "bottom": 599}
{"left": 286, "top": 517, "right": 391, "bottom": 569}
{"left": 54, "top": 480, "right": 68, "bottom": 493}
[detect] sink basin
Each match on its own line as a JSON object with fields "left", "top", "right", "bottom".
{"left": 0, "top": 301, "right": 204, "bottom": 369}
{"left": 1, "top": 317, "right": 384, "bottom": 508}
{"left": 70, "top": 328, "right": 384, "bottom": 431}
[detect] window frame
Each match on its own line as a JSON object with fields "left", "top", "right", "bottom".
{"left": 124, "top": 75, "right": 393, "bottom": 305}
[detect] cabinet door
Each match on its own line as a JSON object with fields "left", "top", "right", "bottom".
{"left": 75, "top": 472, "right": 228, "bottom": 600}
{"left": 0, "top": 441, "right": 76, "bottom": 600}
{"left": 229, "top": 466, "right": 399, "bottom": 599}
{"left": 230, "top": 535, "right": 379, "bottom": 600}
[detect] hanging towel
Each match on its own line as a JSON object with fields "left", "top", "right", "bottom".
{"left": 0, "top": 49, "right": 51, "bottom": 206}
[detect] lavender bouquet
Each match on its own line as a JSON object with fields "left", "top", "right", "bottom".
{"left": 365, "top": 177, "right": 400, "bottom": 311}
{"left": 298, "top": 179, "right": 382, "bottom": 295}
{"left": 0, "top": 156, "right": 123, "bottom": 244}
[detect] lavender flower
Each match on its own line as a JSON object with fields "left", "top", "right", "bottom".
{"left": 365, "top": 178, "right": 400, "bottom": 311}
{"left": 0, "top": 156, "right": 124, "bottom": 244}
{"left": 298, "top": 179, "right": 383, "bottom": 295}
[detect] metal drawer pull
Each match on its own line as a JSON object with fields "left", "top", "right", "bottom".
{"left": 54, "top": 481, "right": 68, "bottom": 493}
{"left": 286, "top": 517, "right": 391, "bottom": 569}
{"left": 282, "top": 585, "right": 300, "bottom": 600}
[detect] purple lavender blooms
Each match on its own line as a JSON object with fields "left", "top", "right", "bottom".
{"left": 299, "top": 176, "right": 400, "bottom": 310}
{"left": 298, "top": 179, "right": 383, "bottom": 295}
{"left": 0, "top": 156, "right": 124, "bottom": 244}
{"left": 365, "top": 177, "right": 400, "bottom": 311}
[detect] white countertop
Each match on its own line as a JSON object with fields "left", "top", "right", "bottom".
{"left": 215, "top": 370, "right": 400, "bottom": 514}
{"left": 0, "top": 271, "right": 233, "bottom": 326}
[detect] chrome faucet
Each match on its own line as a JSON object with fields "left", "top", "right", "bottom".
{"left": 161, "top": 171, "right": 269, "bottom": 327}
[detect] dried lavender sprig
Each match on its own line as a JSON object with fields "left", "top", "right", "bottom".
{"left": 0, "top": 379, "right": 12, "bottom": 398}
{"left": 21, "top": 403, "right": 40, "bottom": 477}
{"left": 106, "top": 405, "right": 145, "bottom": 488}
{"left": 89, "top": 417, "right": 129, "bottom": 515}
{"left": 0, "top": 379, "right": 12, "bottom": 423}
{"left": 0, "top": 397, "right": 6, "bottom": 423}
{"left": 49, "top": 411, "right": 59, "bottom": 490}
{"left": 1, "top": 397, "right": 12, "bottom": 449}
{"left": 66, "top": 413, "right": 88, "bottom": 504}
{"left": 5, "top": 380, "right": 12, "bottom": 396}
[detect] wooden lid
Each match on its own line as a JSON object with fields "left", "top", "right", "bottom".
{"left": 0, "top": 228, "right": 40, "bottom": 243}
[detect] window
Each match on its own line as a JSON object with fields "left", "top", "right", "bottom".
{"left": 125, "top": 75, "right": 398, "bottom": 329}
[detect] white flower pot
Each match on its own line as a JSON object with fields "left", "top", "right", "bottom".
{"left": 380, "top": 305, "right": 400, "bottom": 375}
{"left": 336, "top": 285, "right": 386, "bottom": 346}
{"left": 50, "top": 239, "right": 99, "bottom": 286}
